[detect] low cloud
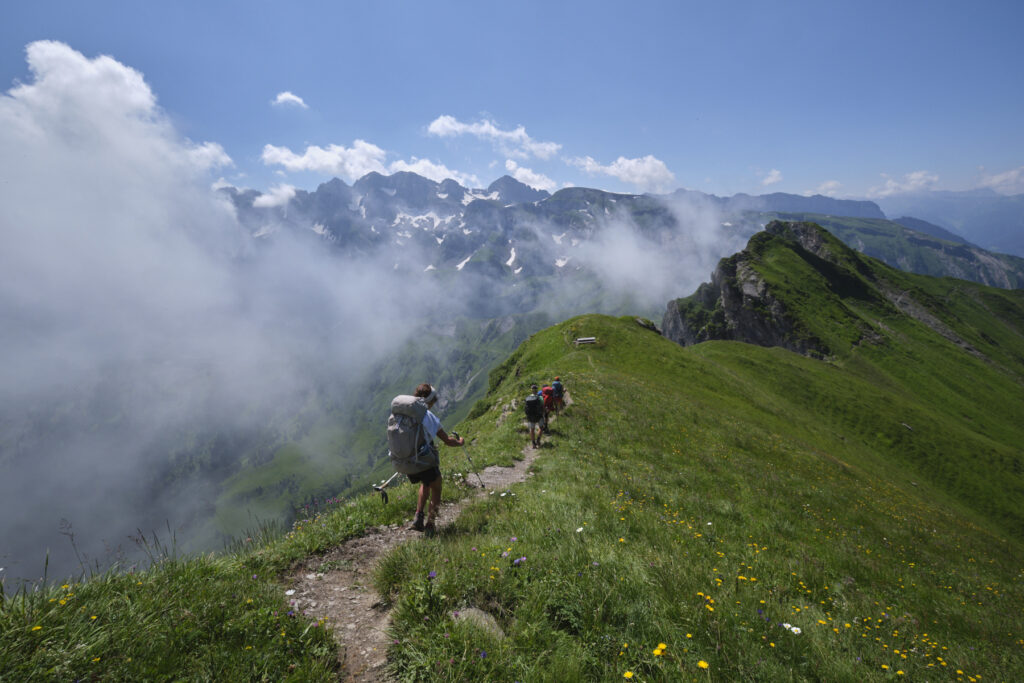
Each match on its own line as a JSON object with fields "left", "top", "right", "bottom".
{"left": 261, "top": 140, "right": 388, "bottom": 179}
{"left": 0, "top": 41, "right": 450, "bottom": 580}
{"left": 570, "top": 154, "right": 676, "bottom": 193}
{"left": 868, "top": 170, "right": 939, "bottom": 198}
{"left": 505, "top": 160, "right": 557, "bottom": 192}
{"left": 977, "top": 166, "right": 1024, "bottom": 195}
{"left": 253, "top": 183, "right": 297, "bottom": 207}
{"left": 762, "top": 169, "right": 783, "bottom": 186}
{"left": 271, "top": 91, "right": 308, "bottom": 108}
{"left": 428, "top": 114, "right": 561, "bottom": 160}
{"left": 805, "top": 180, "right": 841, "bottom": 197}
{"left": 389, "top": 157, "right": 479, "bottom": 187}
{"left": 262, "top": 141, "right": 478, "bottom": 186}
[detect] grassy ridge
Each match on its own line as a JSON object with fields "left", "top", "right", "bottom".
{"left": 376, "top": 314, "right": 1024, "bottom": 681}
{"left": 5, "top": 235, "right": 1024, "bottom": 680}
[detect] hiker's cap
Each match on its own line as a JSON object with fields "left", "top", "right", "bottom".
{"left": 425, "top": 388, "right": 438, "bottom": 404}
{"left": 530, "top": 384, "right": 538, "bottom": 390}
{"left": 554, "top": 376, "right": 560, "bottom": 380}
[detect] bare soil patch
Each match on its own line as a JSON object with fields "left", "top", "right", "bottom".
{"left": 284, "top": 402, "right": 564, "bottom": 681}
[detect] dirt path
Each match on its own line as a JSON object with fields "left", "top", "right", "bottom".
{"left": 284, "top": 408, "right": 562, "bottom": 681}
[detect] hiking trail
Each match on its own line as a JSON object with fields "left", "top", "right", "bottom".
{"left": 285, "top": 396, "right": 569, "bottom": 681}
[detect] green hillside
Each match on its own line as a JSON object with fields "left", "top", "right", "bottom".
{"left": 5, "top": 226, "right": 1024, "bottom": 680}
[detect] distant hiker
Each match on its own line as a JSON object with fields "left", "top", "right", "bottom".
{"left": 387, "top": 383, "right": 464, "bottom": 534}
{"left": 540, "top": 384, "right": 555, "bottom": 432}
{"left": 551, "top": 376, "right": 565, "bottom": 413}
{"left": 524, "top": 384, "right": 545, "bottom": 449}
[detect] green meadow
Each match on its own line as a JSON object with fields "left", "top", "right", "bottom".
{"left": 3, "top": 223, "right": 1023, "bottom": 681}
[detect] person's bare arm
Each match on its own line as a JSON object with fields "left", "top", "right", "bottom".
{"left": 436, "top": 427, "right": 464, "bottom": 447}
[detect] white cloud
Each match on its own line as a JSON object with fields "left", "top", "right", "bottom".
{"left": 389, "top": 157, "right": 479, "bottom": 187}
{"left": 261, "top": 140, "right": 388, "bottom": 180}
{"left": 188, "top": 141, "right": 233, "bottom": 170}
{"left": 868, "top": 170, "right": 939, "bottom": 198}
{"left": 977, "top": 166, "right": 1024, "bottom": 195}
{"left": 427, "top": 114, "right": 561, "bottom": 159}
{"left": 0, "top": 41, "right": 456, "bottom": 579}
{"left": 804, "top": 180, "right": 841, "bottom": 197}
{"left": 253, "top": 183, "right": 297, "bottom": 208}
{"left": 262, "top": 140, "right": 479, "bottom": 186}
{"left": 272, "top": 91, "right": 308, "bottom": 108}
{"left": 762, "top": 168, "right": 783, "bottom": 186}
{"left": 505, "top": 159, "right": 557, "bottom": 192}
{"left": 569, "top": 154, "right": 676, "bottom": 193}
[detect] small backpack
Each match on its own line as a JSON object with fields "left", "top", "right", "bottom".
{"left": 552, "top": 380, "right": 564, "bottom": 398}
{"left": 387, "top": 395, "right": 440, "bottom": 474}
{"left": 524, "top": 393, "right": 544, "bottom": 422}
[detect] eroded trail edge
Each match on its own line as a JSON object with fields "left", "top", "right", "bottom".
{"left": 285, "top": 441, "right": 544, "bottom": 681}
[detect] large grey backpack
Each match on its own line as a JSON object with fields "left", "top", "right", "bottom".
{"left": 387, "top": 395, "right": 440, "bottom": 474}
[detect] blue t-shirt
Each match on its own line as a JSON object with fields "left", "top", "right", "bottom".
{"left": 422, "top": 410, "right": 441, "bottom": 442}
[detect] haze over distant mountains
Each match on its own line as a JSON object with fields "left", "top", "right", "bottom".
{"left": 226, "top": 171, "right": 1024, "bottom": 292}
{"left": 873, "top": 189, "right": 1024, "bottom": 257}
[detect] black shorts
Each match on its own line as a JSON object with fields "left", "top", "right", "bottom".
{"left": 407, "top": 466, "right": 441, "bottom": 485}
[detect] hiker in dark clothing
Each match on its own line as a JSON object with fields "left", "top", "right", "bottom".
{"left": 409, "top": 383, "right": 463, "bottom": 534}
{"left": 524, "top": 384, "right": 545, "bottom": 448}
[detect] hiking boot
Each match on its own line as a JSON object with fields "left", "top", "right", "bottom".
{"left": 424, "top": 520, "right": 436, "bottom": 535}
{"left": 411, "top": 513, "right": 425, "bottom": 532}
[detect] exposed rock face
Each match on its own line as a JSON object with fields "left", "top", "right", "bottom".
{"left": 662, "top": 221, "right": 833, "bottom": 357}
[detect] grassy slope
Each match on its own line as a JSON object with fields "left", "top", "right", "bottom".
{"left": 762, "top": 212, "right": 1024, "bottom": 287}
{"left": 6, "top": 242, "right": 1024, "bottom": 680}
{"left": 370, "top": 314, "right": 1023, "bottom": 681}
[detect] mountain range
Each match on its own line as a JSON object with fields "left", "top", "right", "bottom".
{"left": 226, "top": 172, "right": 1024, "bottom": 294}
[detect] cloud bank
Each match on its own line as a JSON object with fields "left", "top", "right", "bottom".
{"left": 261, "top": 141, "right": 478, "bottom": 187}
{"left": 0, "top": 42, "right": 448, "bottom": 580}
{"left": 505, "top": 160, "right": 557, "bottom": 192}
{"left": 569, "top": 154, "right": 676, "bottom": 193}
{"left": 428, "top": 115, "right": 561, "bottom": 160}
{"left": 868, "top": 170, "right": 939, "bottom": 198}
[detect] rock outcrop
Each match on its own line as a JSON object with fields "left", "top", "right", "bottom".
{"left": 662, "top": 221, "right": 838, "bottom": 358}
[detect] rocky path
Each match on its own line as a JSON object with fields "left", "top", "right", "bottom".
{"left": 284, "top": 423, "right": 555, "bottom": 681}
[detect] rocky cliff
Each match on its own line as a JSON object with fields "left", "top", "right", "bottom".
{"left": 662, "top": 221, "right": 843, "bottom": 358}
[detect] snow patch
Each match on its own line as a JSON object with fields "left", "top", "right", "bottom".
{"left": 456, "top": 253, "right": 474, "bottom": 271}
{"left": 571, "top": 238, "right": 580, "bottom": 247}
{"left": 461, "top": 190, "right": 499, "bottom": 205}
{"left": 383, "top": 188, "right": 397, "bottom": 196}
{"left": 506, "top": 247, "right": 516, "bottom": 267}
{"left": 424, "top": 264, "right": 436, "bottom": 272}
{"left": 463, "top": 228, "right": 473, "bottom": 235}
{"left": 311, "top": 222, "right": 327, "bottom": 236}
{"left": 514, "top": 266, "right": 523, "bottom": 274}
{"left": 394, "top": 211, "right": 444, "bottom": 230}
{"left": 437, "top": 192, "right": 448, "bottom": 199}
{"left": 435, "top": 236, "right": 445, "bottom": 244}
{"left": 555, "top": 257, "right": 569, "bottom": 268}
{"left": 721, "top": 221, "right": 733, "bottom": 227}
{"left": 552, "top": 232, "right": 565, "bottom": 245}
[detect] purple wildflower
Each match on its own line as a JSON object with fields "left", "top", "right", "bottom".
{"left": 428, "top": 571, "right": 437, "bottom": 579}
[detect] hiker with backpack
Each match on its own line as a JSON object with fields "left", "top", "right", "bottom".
{"left": 524, "top": 384, "right": 545, "bottom": 449}
{"left": 540, "top": 384, "right": 555, "bottom": 432}
{"left": 552, "top": 376, "right": 565, "bottom": 413}
{"left": 387, "top": 383, "right": 464, "bottom": 534}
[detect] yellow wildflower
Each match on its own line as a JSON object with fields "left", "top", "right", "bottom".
{"left": 698, "top": 660, "right": 709, "bottom": 669}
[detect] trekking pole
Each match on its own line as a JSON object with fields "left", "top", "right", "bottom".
{"left": 450, "top": 432, "right": 485, "bottom": 489}
{"left": 373, "top": 471, "right": 402, "bottom": 505}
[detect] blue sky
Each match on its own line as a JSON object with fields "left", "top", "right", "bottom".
{"left": 3, "top": 0, "right": 1023, "bottom": 199}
